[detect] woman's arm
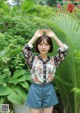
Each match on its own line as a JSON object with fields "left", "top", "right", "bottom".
{"left": 45, "top": 29, "right": 69, "bottom": 68}
{"left": 45, "top": 29, "right": 65, "bottom": 47}
{"left": 28, "top": 29, "right": 44, "bottom": 46}
{"left": 22, "top": 29, "right": 44, "bottom": 69}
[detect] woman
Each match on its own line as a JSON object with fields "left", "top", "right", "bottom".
{"left": 22, "top": 29, "right": 69, "bottom": 113}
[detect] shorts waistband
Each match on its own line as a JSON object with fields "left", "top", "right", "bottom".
{"left": 32, "top": 82, "right": 52, "bottom": 86}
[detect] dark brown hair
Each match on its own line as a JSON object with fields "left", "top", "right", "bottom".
{"left": 34, "top": 35, "right": 53, "bottom": 53}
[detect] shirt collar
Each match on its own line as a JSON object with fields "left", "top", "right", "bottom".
{"left": 38, "top": 55, "right": 50, "bottom": 64}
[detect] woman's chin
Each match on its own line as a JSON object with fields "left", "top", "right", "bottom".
{"left": 40, "top": 51, "right": 48, "bottom": 55}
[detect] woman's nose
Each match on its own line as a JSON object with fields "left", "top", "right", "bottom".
{"left": 42, "top": 45, "right": 45, "bottom": 48}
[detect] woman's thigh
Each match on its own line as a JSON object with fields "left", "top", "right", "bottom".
{"left": 42, "top": 107, "right": 53, "bottom": 113}
{"left": 29, "top": 108, "right": 41, "bottom": 113}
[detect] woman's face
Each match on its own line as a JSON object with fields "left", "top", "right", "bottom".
{"left": 38, "top": 39, "right": 50, "bottom": 55}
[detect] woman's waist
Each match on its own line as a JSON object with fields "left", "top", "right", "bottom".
{"left": 31, "top": 81, "right": 53, "bottom": 86}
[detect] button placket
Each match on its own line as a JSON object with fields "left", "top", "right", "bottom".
{"left": 43, "top": 63, "right": 46, "bottom": 83}
{"left": 38, "top": 55, "right": 50, "bottom": 84}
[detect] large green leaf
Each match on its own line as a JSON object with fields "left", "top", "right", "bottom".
{"left": 73, "top": 50, "right": 80, "bottom": 109}
{"left": 21, "top": 0, "right": 35, "bottom": 12}
{"left": 7, "top": 91, "right": 23, "bottom": 104}
{"left": 7, "top": 85, "right": 27, "bottom": 104}
{"left": 12, "top": 69, "right": 25, "bottom": 79}
{"left": 20, "top": 81, "right": 29, "bottom": 89}
{"left": 51, "top": 14, "right": 80, "bottom": 50}
{"left": 0, "top": 86, "right": 11, "bottom": 96}
{"left": 9, "top": 75, "right": 26, "bottom": 85}
{"left": 13, "top": 85, "right": 27, "bottom": 100}
{"left": 0, "top": 97, "right": 7, "bottom": 104}
{"left": 24, "top": 71, "right": 31, "bottom": 81}
{"left": 50, "top": 14, "right": 80, "bottom": 113}
{"left": 0, "top": 76, "right": 4, "bottom": 84}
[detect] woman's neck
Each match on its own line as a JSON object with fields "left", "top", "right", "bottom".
{"left": 39, "top": 54, "right": 48, "bottom": 60}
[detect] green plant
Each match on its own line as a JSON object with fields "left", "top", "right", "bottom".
{"left": 0, "top": 2, "right": 80, "bottom": 113}
{"left": 0, "top": 15, "right": 55, "bottom": 105}
{"left": 50, "top": 14, "right": 80, "bottom": 113}
{"left": 0, "top": 67, "right": 31, "bottom": 104}
{"left": 0, "top": 34, "right": 25, "bottom": 105}
{"left": 0, "top": 15, "right": 63, "bottom": 106}
{"left": 0, "top": 32, "right": 31, "bottom": 105}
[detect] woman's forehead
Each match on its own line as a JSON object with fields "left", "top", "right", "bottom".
{"left": 40, "top": 39, "right": 48, "bottom": 44}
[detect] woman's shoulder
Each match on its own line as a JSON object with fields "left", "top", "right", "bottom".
{"left": 34, "top": 55, "right": 39, "bottom": 61}
{"left": 50, "top": 56, "right": 55, "bottom": 62}
{"left": 35, "top": 55, "right": 38, "bottom": 58}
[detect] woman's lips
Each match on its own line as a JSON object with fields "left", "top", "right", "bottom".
{"left": 42, "top": 50, "right": 46, "bottom": 52}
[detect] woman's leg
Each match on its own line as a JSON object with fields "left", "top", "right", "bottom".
{"left": 29, "top": 108, "right": 42, "bottom": 113}
{"left": 42, "top": 107, "right": 53, "bottom": 113}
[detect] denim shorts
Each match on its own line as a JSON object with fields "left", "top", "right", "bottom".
{"left": 25, "top": 82, "right": 59, "bottom": 108}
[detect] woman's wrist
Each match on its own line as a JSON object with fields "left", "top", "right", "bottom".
{"left": 33, "top": 35, "right": 38, "bottom": 39}
{"left": 52, "top": 34, "right": 57, "bottom": 39}
{"left": 28, "top": 35, "right": 38, "bottom": 45}
{"left": 27, "top": 43, "right": 33, "bottom": 48}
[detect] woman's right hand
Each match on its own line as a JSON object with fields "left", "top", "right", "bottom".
{"left": 34, "top": 29, "right": 44, "bottom": 39}
{"left": 28, "top": 29, "right": 44, "bottom": 45}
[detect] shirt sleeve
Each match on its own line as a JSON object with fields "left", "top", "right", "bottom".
{"left": 22, "top": 43, "right": 34, "bottom": 69}
{"left": 54, "top": 43, "right": 69, "bottom": 68}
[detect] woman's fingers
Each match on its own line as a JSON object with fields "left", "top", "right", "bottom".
{"left": 48, "top": 29, "right": 53, "bottom": 33}
{"left": 35, "top": 28, "right": 40, "bottom": 34}
{"left": 48, "top": 29, "right": 52, "bottom": 31}
{"left": 35, "top": 29, "right": 44, "bottom": 37}
{"left": 39, "top": 29, "right": 44, "bottom": 34}
{"left": 44, "top": 29, "right": 49, "bottom": 33}
{"left": 35, "top": 28, "right": 54, "bottom": 37}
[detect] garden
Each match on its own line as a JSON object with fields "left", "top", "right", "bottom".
{"left": 0, "top": 0, "right": 80, "bottom": 113}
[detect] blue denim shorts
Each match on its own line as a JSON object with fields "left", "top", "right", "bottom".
{"left": 25, "top": 82, "right": 59, "bottom": 108}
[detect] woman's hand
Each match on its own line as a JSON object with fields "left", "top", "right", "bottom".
{"left": 44, "top": 29, "right": 56, "bottom": 38}
{"left": 28, "top": 29, "right": 44, "bottom": 45}
{"left": 34, "top": 29, "right": 44, "bottom": 39}
{"left": 45, "top": 29, "right": 65, "bottom": 48}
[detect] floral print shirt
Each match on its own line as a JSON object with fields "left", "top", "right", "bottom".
{"left": 22, "top": 43, "right": 69, "bottom": 84}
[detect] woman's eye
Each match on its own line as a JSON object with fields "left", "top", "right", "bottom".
{"left": 40, "top": 44, "right": 42, "bottom": 45}
{"left": 45, "top": 44, "right": 48, "bottom": 46}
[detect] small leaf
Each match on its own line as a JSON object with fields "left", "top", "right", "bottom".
{"left": 12, "top": 69, "right": 25, "bottom": 79}
{"left": 20, "top": 81, "right": 29, "bottom": 89}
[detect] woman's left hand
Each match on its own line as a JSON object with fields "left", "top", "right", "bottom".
{"left": 44, "top": 29, "right": 56, "bottom": 37}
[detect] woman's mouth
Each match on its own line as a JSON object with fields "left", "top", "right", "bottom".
{"left": 42, "top": 50, "right": 46, "bottom": 52}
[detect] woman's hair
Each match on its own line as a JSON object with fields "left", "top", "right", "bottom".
{"left": 34, "top": 35, "right": 53, "bottom": 53}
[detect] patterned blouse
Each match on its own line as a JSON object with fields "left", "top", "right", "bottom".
{"left": 22, "top": 43, "right": 69, "bottom": 84}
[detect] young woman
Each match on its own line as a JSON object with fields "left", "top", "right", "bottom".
{"left": 22, "top": 29, "right": 69, "bottom": 113}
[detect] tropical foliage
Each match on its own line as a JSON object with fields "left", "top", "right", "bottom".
{"left": 50, "top": 14, "right": 80, "bottom": 113}
{"left": 0, "top": 0, "right": 80, "bottom": 113}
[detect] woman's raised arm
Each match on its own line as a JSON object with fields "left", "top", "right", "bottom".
{"left": 45, "top": 29, "right": 69, "bottom": 68}
{"left": 22, "top": 29, "right": 44, "bottom": 69}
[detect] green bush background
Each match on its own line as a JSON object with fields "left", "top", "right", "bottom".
{"left": 0, "top": 0, "right": 80, "bottom": 113}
